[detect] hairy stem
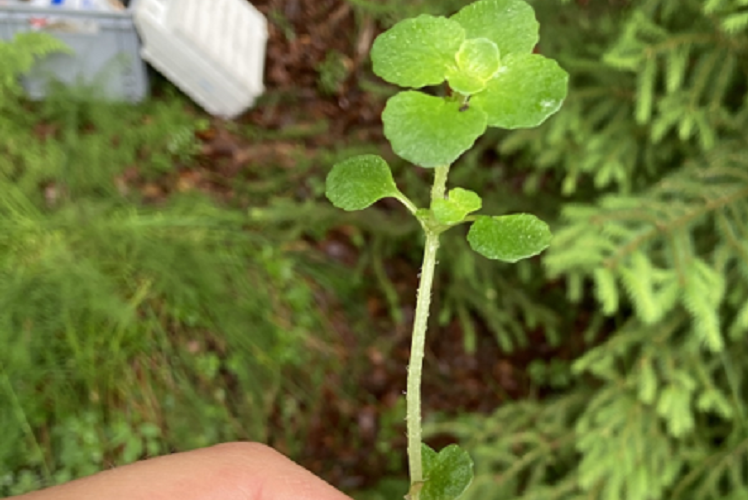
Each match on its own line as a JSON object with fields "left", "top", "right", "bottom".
{"left": 431, "top": 165, "right": 450, "bottom": 202}
{"left": 406, "top": 230, "right": 439, "bottom": 488}
{"left": 407, "top": 165, "right": 450, "bottom": 498}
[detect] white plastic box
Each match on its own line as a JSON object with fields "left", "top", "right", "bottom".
{"left": 134, "top": 0, "right": 268, "bottom": 118}
{"left": 0, "top": 0, "right": 149, "bottom": 102}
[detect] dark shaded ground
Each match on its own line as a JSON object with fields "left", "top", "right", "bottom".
{"left": 140, "top": 0, "right": 594, "bottom": 492}
{"left": 246, "top": 0, "right": 384, "bottom": 139}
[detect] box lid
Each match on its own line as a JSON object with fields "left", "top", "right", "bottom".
{"left": 171, "top": 0, "right": 266, "bottom": 93}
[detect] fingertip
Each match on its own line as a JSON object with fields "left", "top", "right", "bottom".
{"left": 203, "top": 442, "right": 352, "bottom": 500}
{"left": 13, "top": 442, "right": 352, "bottom": 500}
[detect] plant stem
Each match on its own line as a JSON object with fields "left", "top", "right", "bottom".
{"left": 431, "top": 165, "right": 450, "bottom": 202}
{"left": 406, "top": 165, "right": 450, "bottom": 498}
{"left": 406, "top": 230, "right": 439, "bottom": 489}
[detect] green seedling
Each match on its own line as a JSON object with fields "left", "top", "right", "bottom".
{"left": 325, "top": 0, "right": 568, "bottom": 498}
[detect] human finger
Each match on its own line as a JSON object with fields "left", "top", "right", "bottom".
{"left": 14, "top": 442, "right": 352, "bottom": 500}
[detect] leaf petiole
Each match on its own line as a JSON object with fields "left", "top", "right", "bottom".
{"left": 394, "top": 192, "right": 419, "bottom": 215}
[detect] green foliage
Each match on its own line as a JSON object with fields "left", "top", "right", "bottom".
{"left": 382, "top": 91, "right": 488, "bottom": 167}
{"left": 0, "top": 189, "right": 332, "bottom": 494}
{"left": 371, "top": 15, "right": 465, "bottom": 88}
{"left": 433, "top": 0, "right": 748, "bottom": 498}
{"left": 326, "top": 155, "right": 409, "bottom": 211}
{"left": 0, "top": 36, "right": 342, "bottom": 494}
{"left": 372, "top": 0, "right": 568, "bottom": 167}
{"left": 326, "top": 0, "right": 569, "bottom": 355}
{"left": 449, "top": 38, "right": 500, "bottom": 94}
{"left": 527, "top": 359, "right": 573, "bottom": 389}
{"left": 0, "top": 33, "right": 70, "bottom": 106}
{"left": 418, "top": 444, "right": 474, "bottom": 500}
{"left": 427, "top": 394, "right": 586, "bottom": 500}
{"left": 1, "top": 82, "right": 208, "bottom": 204}
{"left": 345, "top": 0, "right": 467, "bottom": 27}
{"left": 546, "top": 163, "right": 744, "bottom": 353}
{"left": 432, "top": 188, "right": 482, "bottom": 225}
{"left": 451, "top": 0, "right": 539, "bottom": 55}
{"left": 329, "top": 1, "right": 567, "bottom": 498}
{"left": 502, "top": 0, "right": 748, "bottom": 195}
{"left": 317, "top": 50, "right": 350, "bottom": 95}
{"left": 471, "top": 53, "right": 567, "bottom": 129}
{"left": 467, "top": 214, "right": 551, "bottom": 262}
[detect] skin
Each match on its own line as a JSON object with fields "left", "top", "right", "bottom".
{"left": 12, "top": 442, "right": 352, "bottom": 500}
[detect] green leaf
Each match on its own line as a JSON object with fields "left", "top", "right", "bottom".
{"left": 432, "top": 188, "right": 482, "bottom": 225}
{"left": 456, "top": 38, "right": 500, "bottom": 80}
{"left": 447, "top": 38, "right": 500, "bottom": 94}
{"left": 446, "top": 72, "right": 485, "bottom": 95}
{"left": 325, "top": 155, "right": 402, "bottom": 211}
{"left": 467, "top": 214, "right": 552, "bottom": 262}
{"left": 471, "top": 53, "right": 568, "bottom": 129}
{"left": 451, "top": 0, "right": 538, "bottom": 57}
{"left": 419, "top": 443, "right": 474, "bottom": 500}
{"left": 382, "top": 91, "right": 487, "bottom": 168}
{"left": 371, "top": 15, "right": 465, "bottom": 88}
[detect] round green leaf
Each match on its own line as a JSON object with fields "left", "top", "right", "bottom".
{"left": 446, "top": 72, "right": 485, "bottom": 95}
{"left": 325, "top": 155, "right": 401, "bottom": 211}
{"left": 371, "top": 15, "right": 465, "bottom": 88}
{"left": 451, "top": 0, "right": 538, "bottom": 57}
{"left": 420, "top": 443, "right": 474, "bottom": 500}
{"left": 382, "top": 91, "right": 487, "bottom": 168}
{"left": 447, "top": 38, "right": 500, "bottom": 94}
{"left": 456, "top": 38, "right": 500, "bottom": 81}
{"left": 432, "top": 188, "right": 482, "bottom": 225}
{"left": 467, "top": 213, "right": 552, "bottom": 262}
{"left": 471, "top": 53, "right": 568, "bottom": 129}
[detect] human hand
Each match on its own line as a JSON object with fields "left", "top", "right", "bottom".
{"left": 12, "top": 442, "right": 352, "bottom": 500}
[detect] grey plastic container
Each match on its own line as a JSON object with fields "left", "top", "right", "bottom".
{"left": 0, "top": 0, "right": 148, "bottom": 102}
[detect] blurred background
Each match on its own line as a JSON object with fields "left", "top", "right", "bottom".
{"left": 2, "top": 0, "right": 748, "bottom": 498}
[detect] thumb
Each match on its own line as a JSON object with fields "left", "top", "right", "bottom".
{"left": 15, "top": 442, "right": 352, "bottom": 500}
